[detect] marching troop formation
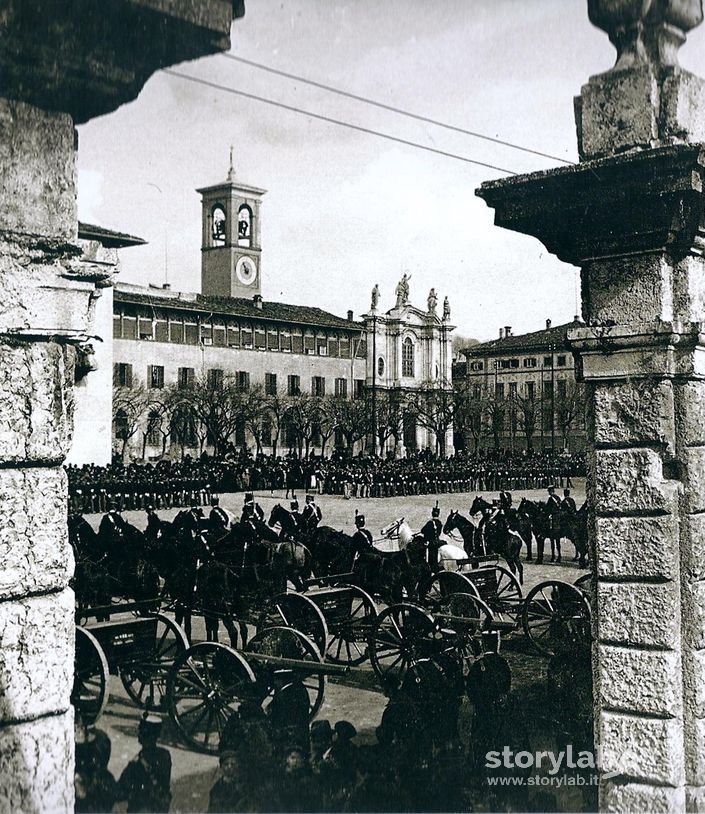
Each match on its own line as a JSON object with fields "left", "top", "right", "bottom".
{"left": 67, "top": 450, "right": 584, "bottom": 514}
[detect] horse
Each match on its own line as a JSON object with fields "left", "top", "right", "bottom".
{"left": 304, "top": 526, "right": 357, "bottom": 577}
{"left": 562, "top": 502, "right": 589, "bottom": 567}
{"left": 382, "top": 516, "right": 470, "bottom": 573}
{"left": 442, "top": 510, "right": 484, "bottom": 561}
{"left": 468, "top": 497, "right": 524, "bottom": 583}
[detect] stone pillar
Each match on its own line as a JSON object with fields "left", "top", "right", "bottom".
{"left": 476, "top": 1, "right": 705, "bottom": 809}
{"left": 0, "top": 3, "right": 244, "bottom": 810}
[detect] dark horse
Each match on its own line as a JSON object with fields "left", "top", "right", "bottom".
{"left": 468, "top": 497, "right": 524, "bottom": 584}
{"left": 349, "top": 533, "right": 431, "bottom": 604}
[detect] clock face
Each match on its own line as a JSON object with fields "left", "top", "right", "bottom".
{"left": 236, "top": 256, "right": 257, "bottom": 286}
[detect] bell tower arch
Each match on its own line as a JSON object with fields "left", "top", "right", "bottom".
{"left": 198, "top": 150, "right": 266, "bottom": 298}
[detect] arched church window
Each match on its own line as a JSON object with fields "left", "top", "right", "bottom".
{"left": 238, "top": 204, "right": 252, "bottom": 247}
{"left": 212, "top": 205, "right": 226, "bottom": 246}
{"left": 402, "top": 337, "right": 415, "bottom": 378}
{"left": 377, "top": 357, "right": 385, "bottom": 377}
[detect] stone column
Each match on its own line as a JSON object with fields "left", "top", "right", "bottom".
{"left": 0, "top": 3, "right": 244, "bottom": 810}
{"left": 476, "top": 1, "right": 705, "bottom": 809}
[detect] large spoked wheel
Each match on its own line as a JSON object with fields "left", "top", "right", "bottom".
{"left": 438, "top": 592, "right": 496, "bottom": 662}
{"left": 522, "top": 580, "right": 591, "bottom": 656}
{"left": 167, "top": 641, "right": 257, "bottom": 754}
{"left": 72, "top": 627, "right": 110, "bottom": 725}
{"left": 369, "top": 603, "right": 436, "bottom": 689}
{"left": 247, "top": 626, "right": 325, "bottom": 720}
{"left": 120, "top": 613, "right": 189, "bottom": 710}
{"left": 420, "top": 571, "right": 479, "bottom": 609}
{"left": 257, "top": 592, "right": 329, "bottom": 656}
{"left": 573, "top": 572, "right": 592, "bottom": 593}
{"left": 478, "top": 565, "right": 523, "bottom": 624}
{"left": 325, "top": 585, "right": 377, "bottom": 666}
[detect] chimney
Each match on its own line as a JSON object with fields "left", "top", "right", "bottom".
{"left": 162, "top": 283, "right": 171, "bottom": 290}
{"left": 347, "top": 309, "right": 354, "bottom": 321}
{"left": 546, "top": 318, "right": 552, "bottom": 329}
{"left": 253, "top": 294, "right": 263, "bottom": 310}
{"left": 505, "top": 326, "right": 512, "bottom": 337}
{"left": 499, "top": 328, "right": 504, "bottom": 339}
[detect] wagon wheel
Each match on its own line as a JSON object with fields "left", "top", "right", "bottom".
{"left": 247, "top": 626, "right": 325, "bottom": 720}
{"left": 167, "top": 642, "right": 257, "bottom": 754}
{"left": 72, "top": 627, "right": 109, "bottom": 725}
{"left": 326, "top": 585, "right": 377, "bottom": 666}
{"left": 369, "top": 603, "right": 436, "bottom": 689}
{"left": 573, "top": 572, "right": 592, "bottom": 593}
{"left": 522, "top": 580, "right": 591, "bottom": 657}
{"left": 438, "top": 592, "right": 496, "bottom": 662}
{"left": 480, "top": 565, "right": 523, "bottom": 624}
{"left": 120, "top": 613, "right": 189, "bottom": 710}
{"left": 257, "top": 592, "right": 329, "bottom": 656}
{"left": 419, "top": 571, "right": 479, "bottom": 610}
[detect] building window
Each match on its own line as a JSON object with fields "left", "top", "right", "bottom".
{"left": 170, "top": 405, "right": 197, "bottom": 448}
{"left": 184, "top": 323, "right": 198, "bottom": 345}
{"left": 312, "top": 376, "right": 326, "bottom": 397}
{"left": 178, "top": 367, "right": 194, "bottom": 389}
{"left": 469, "top": 361, "right": 483, "bottom": 372}
{"left": 288, "top": 374, "right": 301, "bottom": 396}
{"left": 354, "top": 379, "right": 365, "bottom": 400}
{"left": 316, "top": 336, "right": 328, "bottom": 356}
{"left": 335, "top": 378, "right": 347, "bottom": 398}
{"left": 509, "top": 382, "right": 517, "bottom": 398}
{"left": 236, "top": 371, "right": 250, "bottom": 392}
{"left": 523, "top": 358, "right": 537, "bottom": 368}
{"left": 557, "top": 379, "right": 567, "bottom": 397}
{"left": 556, "top": 355, "right": 567, "bottom": 367}
{"left": 543, "top": 355, "right": 553, "bottom": 366}
{"left": 113, "top": 363, "right": 133, "bottom": 388}
{"left": 495, "top": 383, "right": 504, "bottom": 401}
{"left": 123, "top": 316, "right": 137, "bottom": 340}
{"left": 265, "top": 373, "right": 277, "bottom": 396}
{"left": 212, "top": 205, "right": 226, "bottom": 246}
{"left": 241, "top": 328, "right": 253, "bottom": 348}
{"left": 146, "top": 411, "right": 161, "bottom": 446}
{"left": 155, "top": 320, "right": 168, "bottom": 343}
{"left": 114, "top": 408, "right": 129, "bottom": 440}
{"left": 377, "top": 357, "right": 385, "bottom": 376}
{"left": 402, "top": 337, "right": 415, "bottom": 377}
{"left": 526, "top": 381, "right": 536, "bottom": 400}
{"left": 113, "top": 315, "right": 122, "bottom": 339}
{"left": 148, "top": 365, "right": 164, "bottom": 389}
{"left": 138, "top": 317, "right": 153, "bottom": 340}
{"left": 472, "top": 385, "right": 482, "bottom": 400}
{"left": 237, "top": 204, "right": 252, "bottom": 247}
{"left": 169, "top": 320, "right": 184, "bottom": 344}
{"left": 207, "top": 368, "right": 224, "bottom": 390}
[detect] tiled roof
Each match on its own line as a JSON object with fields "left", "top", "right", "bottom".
{"left": 78, "top": 222, "right": 146, "bottom": 248}
{"left": 114, "top": 286, "right": 363, "bottom": 331}
{"left": 462, "top": 319, "right": 583, "bottom": 356}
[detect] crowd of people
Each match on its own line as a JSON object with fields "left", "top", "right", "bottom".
{"left": 67, "top": 450, "right": 584, "bottom": 514}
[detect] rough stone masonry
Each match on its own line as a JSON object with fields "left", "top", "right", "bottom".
{"left": 477, "top": 1, "right": 705, "bottom": 811}
{"left": 0, "top": 3, "right": 243, "bottom": 811}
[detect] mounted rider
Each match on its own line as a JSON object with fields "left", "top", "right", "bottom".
{"left": 241, "top": 492, "right": 264, "bottom": 524}
{"left": 208, "top": 495, "right": 230, "bottom": 535}
{"left": 352, "top": 512, "right": 374, "bottom": 553}
{"left": 288, "top": 500, "right": 304, "bottom": 537}
{"left": 301, "top": 493, "right": 323, "bottom": 533}
{"left": 420, "top": 502, "right": 443, "bottom": 571}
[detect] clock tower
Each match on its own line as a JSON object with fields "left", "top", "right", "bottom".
{"left": 198, "top": 152, "right": 266, "bottom": 299}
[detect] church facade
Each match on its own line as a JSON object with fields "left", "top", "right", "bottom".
{"left": 105, "top": 161, "right": 455, "bottom": 462}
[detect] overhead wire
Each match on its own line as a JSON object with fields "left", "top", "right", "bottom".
{"left": 221, "top": 53, "right": 574, "bottom": 166}
{"left": 163, "top": 68, "right": 517, "bottom": 175}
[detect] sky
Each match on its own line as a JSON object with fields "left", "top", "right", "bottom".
{"left": 76, "top": 0, "right": 705, "bottom": 342}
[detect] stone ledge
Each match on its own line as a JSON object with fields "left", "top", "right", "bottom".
{"left": 601, "top": 779, "right": 684, "bottom": 813}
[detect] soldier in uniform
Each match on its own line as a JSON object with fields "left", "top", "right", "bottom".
{"left": 546, "top": 485, "right": 562, "bottom": 562}
{"left": 241, "top": 492, "right": 264, "bottom": 524}
{"left": 301, "top": 494, "right": 322, "bottom": 533}
{"left": 420, "top": 503, "right": 443, "bottom": 572}
{"left": 560, "top": 488, "right": 578, "bottom": 560}
{"left": 209, "top": 495, "right": 230, "bottom": 535}
{"left": 288, "top": 500, "right": 304, "bottom": 536}
{"left": 144, "top": 506, "right": 162, "bottom": 544}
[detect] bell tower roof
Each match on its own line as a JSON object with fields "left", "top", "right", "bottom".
{"left": 196, "top": 151, "right": 267, "bottom": 198}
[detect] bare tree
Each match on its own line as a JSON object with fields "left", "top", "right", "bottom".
{"left": 113, "top": 381, "right": 153, "bottom": 462}
{"left": 176, "top": 372, "right": 244, "bottom": 457}
{"left": 406, "top": 380, "right": 457, "bottom": 457}
{"left": 556, "top": 380, "right": 586, "bottom": 449}
{"left": 283, "top": 394, "right": 320, "bottom": 458}
{"left": 371, "top": 391, "right": 403, "bottom": 456}
{"left": 241, "top": 385, "right": 269, "bottom": 455}
{"left": 512, "top": 389, "right": 541, "bottom": 451}
{"left": 331, "top": 396, "right": 370, "bottom": 453}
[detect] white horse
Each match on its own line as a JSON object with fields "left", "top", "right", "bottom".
{"left": 379, "top": 517, "right": 470, "bottom": 570}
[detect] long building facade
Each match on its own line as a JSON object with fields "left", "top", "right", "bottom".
{"left": 458, "top": 318, "right": 587, "bottom": 453}
{"left": 105, "top": 163, "right": 455, "bottom": 462}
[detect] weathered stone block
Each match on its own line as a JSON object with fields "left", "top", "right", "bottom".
{"left": 597, "top": 582, "right": 679, "bottom": 648}
{"left": 0, "top": 589, "right": 73, "bottom": 722}
{"left": 601, "top": 779, "right": 684, "bottom": 813}
{"left": 0, "top": 99, "right": 75, "bottom": 239}
{"left": 595, "top": 515, "right": 678, "bottom": 580}
{"left": 676, "top": 380, "right": 705, "bottom": 447}
{"left": 684, "top": 716, "right": 705, "bottom": 787}
{"left": 682, "top": 447, "right": 705, "bottom": 513}
{"left": 598, "top": 644, "right": 682, "bottom": 717}
{"left": 577, "top": 66, "right": 659, "bottom": 159}
{"left": 600, "top": 711, "right": 684, "bottom": 786}
{"left": 683, "top": 649, "right": 705, "bottom": 719}
{"left": 681, "top": 581, "right": 705, "bottom": 650}
{"left": 593, "top": 379, "right": 674, "bottom": 449}
{"left": 0, "top": 708, "right": 73, "bottom": 814}
{"left": 0, "top": 468, "right": 71, "bottom": 599}
{"left": 661, "top": 69, "right": 705, "bottom": 147}
{"left": 595, "top": 448, "right": 678, "bottom": 514}
{"left": 681, "top": 513, "right": 705, "bottom": 582}
{"left": 583, "top": 256, "right": 674, "bottom": 324}
{"left": 686, "top": 784, "right": 705, "bottom": 812}
{"left": 0, "top": 341, "right": 74, "bottom": 463}
{"left": 672, "top": 256, "right": 705, "bottom": 325}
